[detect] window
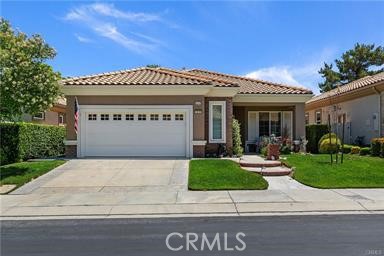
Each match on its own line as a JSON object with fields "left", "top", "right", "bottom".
{"left": 315, "top": 111, "right": 322, "bottom": 124}
{"left": 270, "top": 112, "right": 281, "bottom": 137}
{"left": 88, "top": 114, "right": 97, "bottom": 120}
{"left": 162, "top": 114, "right": 171, "bottom": 121}
{"left": 126, "top": 114, "right": 134, "bottom": 121}
{"left": 138, "top": 114, "right": 146, "bottom": 121}
{"left": 150, "top": 114, "right": 159, "bottom": 121}
{"left": 256, "top": 111, "right": 291, "bottom": 138}
{"left": 175, "top": 114, "right": 184, "bottom": 121}
{"left": 338, "top": 114, "right": 346, "bottom": 124}
{"left": 59, "top": 114, "right": 64, "bottom": 124}
{"left": 33, "top": 112, "right": 45, "bottom": 120}
{"left": 113, "top": 114, "right": 122, "bottom": 120}
{"left": 259, "top": 112, "right": 270, "bottom": 137}
{"left": 100, "top": 114, "right": 109, "bottom": 121}
{"left": 209, "top": 101, "right": 226, "bottom": 143}
{"left": 305, "top": 113, "right": 309, "bottom": 125}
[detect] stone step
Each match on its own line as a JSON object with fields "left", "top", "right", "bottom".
{"left": 243, "top": 166, "right": 292, "bottom": 176}
{"left": 239, "top": 160, "right": 281, "bottom": 168}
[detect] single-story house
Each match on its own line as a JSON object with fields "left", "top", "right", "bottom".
{"left": 61, "top": 67, "right": 312, "bottom": 158}
{"left": 22, "top": 97, "right": 66, "bottom": 126}
{"left": 305, "top": 72, "right": 384, "bottom": 145}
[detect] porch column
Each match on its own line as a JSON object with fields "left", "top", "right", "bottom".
{"left": 294, "top": 103, "right": 306, "bottom": 139}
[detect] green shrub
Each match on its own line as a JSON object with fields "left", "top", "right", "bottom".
{"left": 371, "top": 138, "right": 384, "bottom": 157}
{"left": 232, "top": 118, "right": 243, "bottom": 157}
{"left": 305, "top": 124, "right": 328, "bottom": 153}
{"left": 360, "top": 147, "right": 370, "bottom": 156}
{"left": 318, "top": 133, "right": 341, "bottom": 154}
{"left": 341, "top": 144, "right": 353, "bottom": 154}
{"left": 280, "top": 145, "right": 291, "bottom": 155}
{"left": 0, "top": 122, "right": 65, "bottom": 165}
{"left": 350, "top": 146, "right": 361, "bottom": 154}
{"left": 260, "top": 146, "right": 268, "bottom": 157}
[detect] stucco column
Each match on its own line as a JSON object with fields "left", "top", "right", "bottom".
{"left": 294, "top": 103, "right": 306, "bottom": 139}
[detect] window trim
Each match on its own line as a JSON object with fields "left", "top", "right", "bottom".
{"left": 305, "top": 112, "right": 309, "bottom": 125}
{"left": 125, "top": 114, "right": 134, "bottom": 121}
{"left": 113, "top": 114, "right": 122, "bottom": 121}
{"left": 162, "top": 114, "right": 172, "bottom": 121}
{"left": 100, "top": 114, "right": 109, "bottom": 121}
{"left": 33, "top": 112, "right": 45, "bottom": 120}
{"left": 209, "top": 101, "right": 226, "bottom": 143}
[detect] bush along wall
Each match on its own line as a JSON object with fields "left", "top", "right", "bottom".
{"left": 305, "top": 124, "right": 329, "bottom": 153}
{"left": 232, "top": 118, "right": 243, "bottom": 157}
{"left": 0, "top": 122, "right": 65, "bottom": 165}
{"left": 371, "top": 138, "right": 384, "bottom": 157}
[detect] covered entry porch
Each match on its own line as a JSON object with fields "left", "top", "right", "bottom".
{"left": 233, "top": 103, "right": 306, "bottom": 153}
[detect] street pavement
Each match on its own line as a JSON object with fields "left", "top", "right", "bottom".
{"left": 2, "top": 215, "right": 384, "bottom": 256}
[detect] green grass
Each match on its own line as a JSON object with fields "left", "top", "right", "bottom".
{"left": 283, "top": 154, "right": 384, "bottom": 188}
{"left": 188, "top": 159, "right": 268, "bottom": 190}
{"left": 0, "top": 160, "right": 66, "bottom": 189}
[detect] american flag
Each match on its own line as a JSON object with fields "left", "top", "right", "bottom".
{"left": 74, "top": 97, "right": 79, "bottom": 134}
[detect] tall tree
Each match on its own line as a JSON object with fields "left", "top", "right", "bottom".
{"left": 318, "top": 43, "right": 384, "bottom": 92}
{"left": 0, "top": 18, "right": 61, "bottom": 121}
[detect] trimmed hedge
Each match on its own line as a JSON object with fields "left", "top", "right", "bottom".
{"left": 350, "top": 146, "right": 361, "bottom": 154}
{"left": 360, "top": 147, "right": 370, "bottom": 156}
{"left": 305, "top": 124, "right": 328, "bottom": 153}
{"left": 371, "top": 138, "right": 384, "bottom": 157}
{"left": 341, "top": 144, "right": 353, "bottom": 154}
{"left": 319, "top": 136, "right": 341, "bottom": 154}
{"left": 0, "top": 122, "right": 65, "bottom": 165}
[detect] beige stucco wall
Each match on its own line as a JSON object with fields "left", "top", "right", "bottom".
{"left": 306, "top": 94, "right": 381, "bottom": 144}
{"left": 22, "top": 110, "right": 64, "bottom": 126}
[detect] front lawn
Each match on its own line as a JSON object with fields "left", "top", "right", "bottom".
{"left": 283, "top": 154, "right": 384, "bottom": 188}
{"left": 189, "top": 159, "right": 268, "bottom": 190}
{"left": 0, "top": 160, "right": 66, "bottom": 190}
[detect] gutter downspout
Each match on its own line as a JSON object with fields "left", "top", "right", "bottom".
{"left": 373, "top": 86, "right": 382, "bottom": 137}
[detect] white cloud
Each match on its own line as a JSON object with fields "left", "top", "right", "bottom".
{"left": 246, "top": 67, "right": 302, "bottom": 86}
{"left": 75, "top": 34, "right": 92, "bottom": 43}
{"left": 64, "top": 3, "right": 163, "bottom": 53}
{"left": 245, "top": 48, "right": 337, "bottom": 94}
{"left": 90, "top": 3, "right": 161, "bottom": 22}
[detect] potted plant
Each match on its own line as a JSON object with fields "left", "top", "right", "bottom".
{"left": 267, "top": 134, "right": 280, "bottom": 160}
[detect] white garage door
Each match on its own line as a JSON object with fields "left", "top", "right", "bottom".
{"left": 79, "top": 106, "right": 192, "bottom": 157}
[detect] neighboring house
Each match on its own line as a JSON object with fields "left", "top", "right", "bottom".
{"left": 22, "top": 97, "right": 67, "bottom": 126}
{"left": 61, "top": 67, "right": 312, "bottom": 158}
{"left": 306, "top": 72, "right": 384, "bottom": 145}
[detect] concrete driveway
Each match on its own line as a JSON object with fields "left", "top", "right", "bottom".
{"left": 13, "top": 159, "right": 189, "bottom": 195}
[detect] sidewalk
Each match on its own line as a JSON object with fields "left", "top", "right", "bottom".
{"left": 2, "top": 183, "right": 384, "bottom": 219}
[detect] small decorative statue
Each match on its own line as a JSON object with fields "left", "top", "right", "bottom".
{"left": 299, "top": 136, "right": 308, "bottom": 153}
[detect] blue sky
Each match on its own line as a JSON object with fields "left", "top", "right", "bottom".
{"left": 3, "top": 1, "right": 384, "bottom": 94}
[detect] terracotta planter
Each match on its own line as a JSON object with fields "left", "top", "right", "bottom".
{"left": 267, "top": 144, "right": 280, "bottom": 160}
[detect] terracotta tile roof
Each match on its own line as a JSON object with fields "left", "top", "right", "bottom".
{"left": 307, "top": 72, "right": 384, "bottom": 104}
{"left": 61, "top": 67, "right": 236, "bottom": 87}
{"left": 187, "top": 69, "right": 312, "bottom": 94}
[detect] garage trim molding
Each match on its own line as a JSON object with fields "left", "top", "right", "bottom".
{"left": 77, "top": 105, "right": 194, "bottom": 158}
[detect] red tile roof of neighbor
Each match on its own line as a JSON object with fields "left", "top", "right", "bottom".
{"left": 307, "top": 72, "right": 384, "bottom": 104}
{"left": 61, "top": 67, "right": 313, "bottom": 94}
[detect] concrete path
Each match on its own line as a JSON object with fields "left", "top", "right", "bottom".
{"left": 1, "top": 159, "right": 384, "bottom": 219}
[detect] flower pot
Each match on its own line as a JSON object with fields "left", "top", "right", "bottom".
{"left": 267, "top": 144, "right": 280, "bottom": 160}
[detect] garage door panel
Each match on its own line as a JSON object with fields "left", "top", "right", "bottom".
{"left": 81, "top": 108, "right": 189, "bottom": 157}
